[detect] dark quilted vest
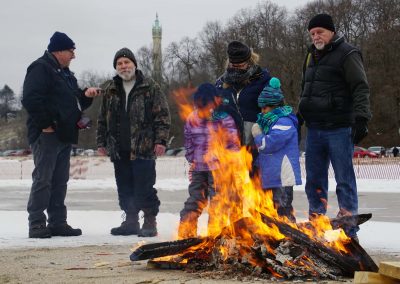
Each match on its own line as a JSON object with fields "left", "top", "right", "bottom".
{"left": 299, "top": 37, "right": 360, "bottom": 129}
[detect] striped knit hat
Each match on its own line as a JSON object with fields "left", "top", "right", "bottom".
{"left": 258, "top": 77, "right": 284, "bottom": 107}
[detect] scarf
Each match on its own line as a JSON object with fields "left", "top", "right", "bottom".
{"left": 222, "top": 65, "right": 262, "bottom": 89}
{"left": 256, "top": 106, "right": 293, "bottom": 135}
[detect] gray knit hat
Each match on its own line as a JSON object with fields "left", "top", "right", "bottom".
{"left": 113, "top": 47, "right": 137, "bottom": 69}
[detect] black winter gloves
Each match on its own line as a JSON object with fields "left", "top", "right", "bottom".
{"left": 352, "top": 117, "right": 368, "bottom": 145}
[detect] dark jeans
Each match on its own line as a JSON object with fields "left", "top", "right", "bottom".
{"left": 305, "top": 127, "right": 359, "bottom": 237}
{"left": 180, "top": 171, "right": 215, "bottom": 222}
{"left": 113, "top": 152, "right": 160, "bottom": 215}
{"left": 264, "top": 186, "right": 296, "bottom": 223}
{"left": 27, "top": 133, "right": 71, "bottom": 228}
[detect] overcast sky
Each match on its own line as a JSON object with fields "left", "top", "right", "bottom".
{"left": 0, "top": 0, "right": 311, "bottom": 93}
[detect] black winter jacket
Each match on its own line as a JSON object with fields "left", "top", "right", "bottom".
{"left": 299, "top": 35, "right": 371, "bottom": 129}
{"left": 22, "top": 51, "right": 93, "bottom": 145}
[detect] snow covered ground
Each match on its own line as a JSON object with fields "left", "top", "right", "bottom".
{"left": 0, "top": 157, "right": 399, "bottom": 255}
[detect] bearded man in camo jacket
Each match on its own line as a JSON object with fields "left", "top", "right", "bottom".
{"left": 97, "top": 47, "right": 171, "bottom": 237}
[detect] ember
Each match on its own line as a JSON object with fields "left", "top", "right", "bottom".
{"left": 130, "top": 88, "right": 378, "bottom": 281}
{"left": 131, "top": 214, "right": 377, "bottom": 280}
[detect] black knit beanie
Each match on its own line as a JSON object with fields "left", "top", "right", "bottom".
{"left": 47, "top": 31, "right": 75, "bottom": 52}
{"left": 227, "top": 41, "right": 251, "bottom": 64}
{"left": 308, "top": 13, "right": 335, "bottom": 32}
{"left": 113, "top": 48, "right": 137, "bottom": 69}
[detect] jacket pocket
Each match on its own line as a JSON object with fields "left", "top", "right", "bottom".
{"left": 136, "top": 128, "right": 155, "bottom": 157}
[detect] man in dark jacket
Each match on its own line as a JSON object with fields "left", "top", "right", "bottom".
{"left": 298, "top": 14, "right": 372, "bottom": 241}
{"left": 97, "top": 48, "right": 170, "bottom": 237}
{"left": 22, "top": 31, "right": 99, "bottom": 238}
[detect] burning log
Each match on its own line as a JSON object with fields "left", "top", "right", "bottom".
{"left": 257, "top": 211, "right": 378, "bottom": 276}
{"left": 130, "top": 237, "right": 206, "bottom": 261}
{"left": 297, "top": 213, "right": 372, "bottom": 231}
{"left": 130, "top": 213, "right": 378, "bottom": 281}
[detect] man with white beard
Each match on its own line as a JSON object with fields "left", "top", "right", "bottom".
{"left": 297, "top": 14, "right": 371, "bottom": 242}
{"left": 96, "top": 48, "right": 171, "bottom": 237}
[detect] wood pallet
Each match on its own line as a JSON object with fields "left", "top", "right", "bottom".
{"left": 355, "top": 262, "right": 400, "bottom": 283}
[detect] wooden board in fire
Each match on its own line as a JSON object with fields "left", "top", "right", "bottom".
{"left": 130, "top": 213, "right": 378, "bottom": 281}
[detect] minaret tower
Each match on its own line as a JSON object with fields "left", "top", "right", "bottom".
{"left": 152, "top": 13, "right": 162, "bottom": 85}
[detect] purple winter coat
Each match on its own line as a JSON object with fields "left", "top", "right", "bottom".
{"left": 184, "top": 111, "right": 240, "bottom": 171}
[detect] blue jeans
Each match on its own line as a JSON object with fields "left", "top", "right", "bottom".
{"left": 113, "top": 152, "right": 160, "bottom": 215}
{"left": 305, "top": 127, "right": 359, "bottom": 237}
{"left": 27, "top": 133, "right": 71, "bottom": 228}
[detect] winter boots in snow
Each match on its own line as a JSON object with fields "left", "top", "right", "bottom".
{"left": 29, "top": 224, "right": 52, "bottom": 238}
{"left": 29, "top": 223, "right": 81, "bottom": 238}
{"left": 138, "top": 209, "right": 157, "bottom": 237}
{"left": 111, "top": 212, "right": 140, "bottom": 236}
{"left": 48, "top": 223, "right": 82, "bottom": 236}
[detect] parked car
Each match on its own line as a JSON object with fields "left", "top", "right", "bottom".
{"left": 354, "top": 146, "right": 378, "bottom": 158}
{"left": 367, "top": 146, "right": 386, "bottom": 157}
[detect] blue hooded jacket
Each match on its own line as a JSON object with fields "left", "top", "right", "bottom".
{"left": 253, "top": 113, "right": 302, "bottom": 188}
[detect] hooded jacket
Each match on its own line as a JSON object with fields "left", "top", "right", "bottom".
{"left": 254, "top": 114, "right": 302, "bottom": 188}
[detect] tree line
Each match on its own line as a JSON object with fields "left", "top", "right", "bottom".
{"left": 1, "top": 0, "right": 399, "bottom": 150}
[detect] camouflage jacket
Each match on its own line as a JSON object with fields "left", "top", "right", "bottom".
{"left": 96, "top": 71, "right": 170, "bottom": 161}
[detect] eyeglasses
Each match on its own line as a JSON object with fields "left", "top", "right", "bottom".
{"left": 66, "top": 49, "right": 75, "bottom": 55}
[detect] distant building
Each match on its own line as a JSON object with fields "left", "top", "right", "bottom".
{"left": 152, "top": 13, "right": 162, "bottom": 85}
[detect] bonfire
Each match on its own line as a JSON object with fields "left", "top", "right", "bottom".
{"left": 130, "top": 88, "right": 377, "bottom": 281}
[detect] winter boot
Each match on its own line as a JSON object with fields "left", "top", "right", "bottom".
{"left": 48, "top": 223, "right": 82, "bottom": 237}
{"left": 111, "top": 212, "right": 140, "bottom": 236}
{"left": 29, "top": 224, "right": 52, "bottom": 239}
{"left": 138, "top": 209, "right": 157, "bottom": 237}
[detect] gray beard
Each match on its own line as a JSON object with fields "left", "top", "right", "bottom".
{"left": 315, "top": 42, "right": 325, "bottom": 50}
{"left": 117, "top": 69, "right": 135, "bottom": 81}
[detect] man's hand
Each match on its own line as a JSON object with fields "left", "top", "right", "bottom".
{"left": 97, "top": 147, "right": 107, "bottom": 156}
{"left": 85, "top": 87, "right": 102, "bottom": 98}
{"left": 42, "top": 126, "right": 54, "bottom": 133}
{"left": 154, "top": 144, "right": 166, "bottom": 156}
{"left": 352, "top": 117, "right": 368, "bottom": 144}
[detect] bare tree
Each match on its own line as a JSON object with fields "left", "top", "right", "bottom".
{"left": 78, "top": 70, "right": 111, "bottom": 89}
{"left": 136, "top": 45, "right": 153, "bottom": 78}
{"left": 0, "top": 85, "right": 18, "bottom": 122}
{"left": 198, "top": 21, "right": 229, "bottom": 78}
{"left": 165, "top": 37, "right": 200, "bottom": 86}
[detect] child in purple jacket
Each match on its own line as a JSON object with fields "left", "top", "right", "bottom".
{"left": 178, "top": 83, "right": 240, "bottom": 239}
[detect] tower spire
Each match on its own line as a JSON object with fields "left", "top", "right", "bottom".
{"left": 152, "top": 13, "right": 162, "bottom": 85}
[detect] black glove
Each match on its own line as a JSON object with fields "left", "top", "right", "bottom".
{"left": 351, "top": 117, "right": 368, "bottom": 144}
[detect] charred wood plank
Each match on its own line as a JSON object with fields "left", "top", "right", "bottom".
{"left": 296, "top": 213, "right": 372, "bottom": 231}
{"left": 130, "top": 237, "right": 208, "bottom": 261}
{"left": 257, "top": 211, "right": 378, "bottom": 276}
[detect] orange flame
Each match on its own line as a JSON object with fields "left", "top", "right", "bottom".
{"left": 171, "top": 86, "right": 351, "bottom": 265}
